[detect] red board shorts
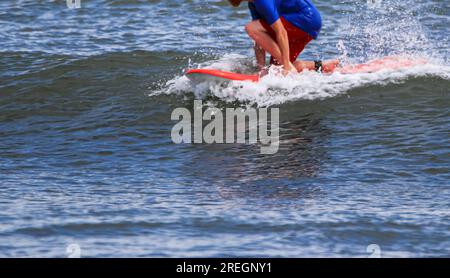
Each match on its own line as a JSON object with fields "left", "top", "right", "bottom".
{"left": 260, "top": 16, "right": 313, "bottom": 65}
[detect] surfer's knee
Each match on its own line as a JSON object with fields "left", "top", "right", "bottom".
{"left": 245, "top": 22, "right": 255, "bottom": 36}
{"left": 245, "top": 21, "right": 260, "bottom": 38}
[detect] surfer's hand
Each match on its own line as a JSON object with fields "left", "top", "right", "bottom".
{"left": 282, "top": 62, "right": 297, "bottom": 76}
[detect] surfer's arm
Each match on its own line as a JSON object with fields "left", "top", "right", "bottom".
{"left": 254, "top": 43, "right": 266, "bottom": 69}
{"left": 271, "top": 19, "right": 291, "bottom": 71}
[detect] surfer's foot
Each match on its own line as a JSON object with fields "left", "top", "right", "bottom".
{"left": 293, "top": 59, "right": 340, "bottom": 73}
{"left": 258, "top": 67, "right": 269, "bottom": 77}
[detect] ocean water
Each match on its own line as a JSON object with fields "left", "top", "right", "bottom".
{"left": 0, "top": 0, "right": 449, "bottom": 257}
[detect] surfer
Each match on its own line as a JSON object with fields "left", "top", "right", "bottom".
{"left": 228, "top": 0, "right": 339, "bottom": 74}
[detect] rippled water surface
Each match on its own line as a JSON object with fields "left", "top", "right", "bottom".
{"left": 0, "top": 0, "right": 449, "bottom": 257}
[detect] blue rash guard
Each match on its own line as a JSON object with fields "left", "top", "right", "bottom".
{"left": 248, "top": 0, "right": 322, "bottom": 39}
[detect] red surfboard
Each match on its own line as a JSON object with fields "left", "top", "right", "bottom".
{"left": 186, "top": 56, "right": 427, "bottom": 83}
{"left": 186, "top": 68, "right": 260, "bottom": 82}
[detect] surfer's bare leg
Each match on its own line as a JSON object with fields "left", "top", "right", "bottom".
{"left": 246, "top": 20, "right": 284, "bottom": 66}
{"left": 246, "top": 20, "right": 340, "bottom": 73}
{"left": 294, "top": 59, "right": 340, "bottom": 73}
{"left": 254, "top": 43, "right": 266, "bottom": 70}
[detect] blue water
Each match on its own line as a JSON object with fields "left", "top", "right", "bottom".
{"left": 0, "top": 0, "right": 449, "bottom": 257}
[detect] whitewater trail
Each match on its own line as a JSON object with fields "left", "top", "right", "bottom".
{"left": 153, "top": 54, "right": 450, "bottom": 107}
